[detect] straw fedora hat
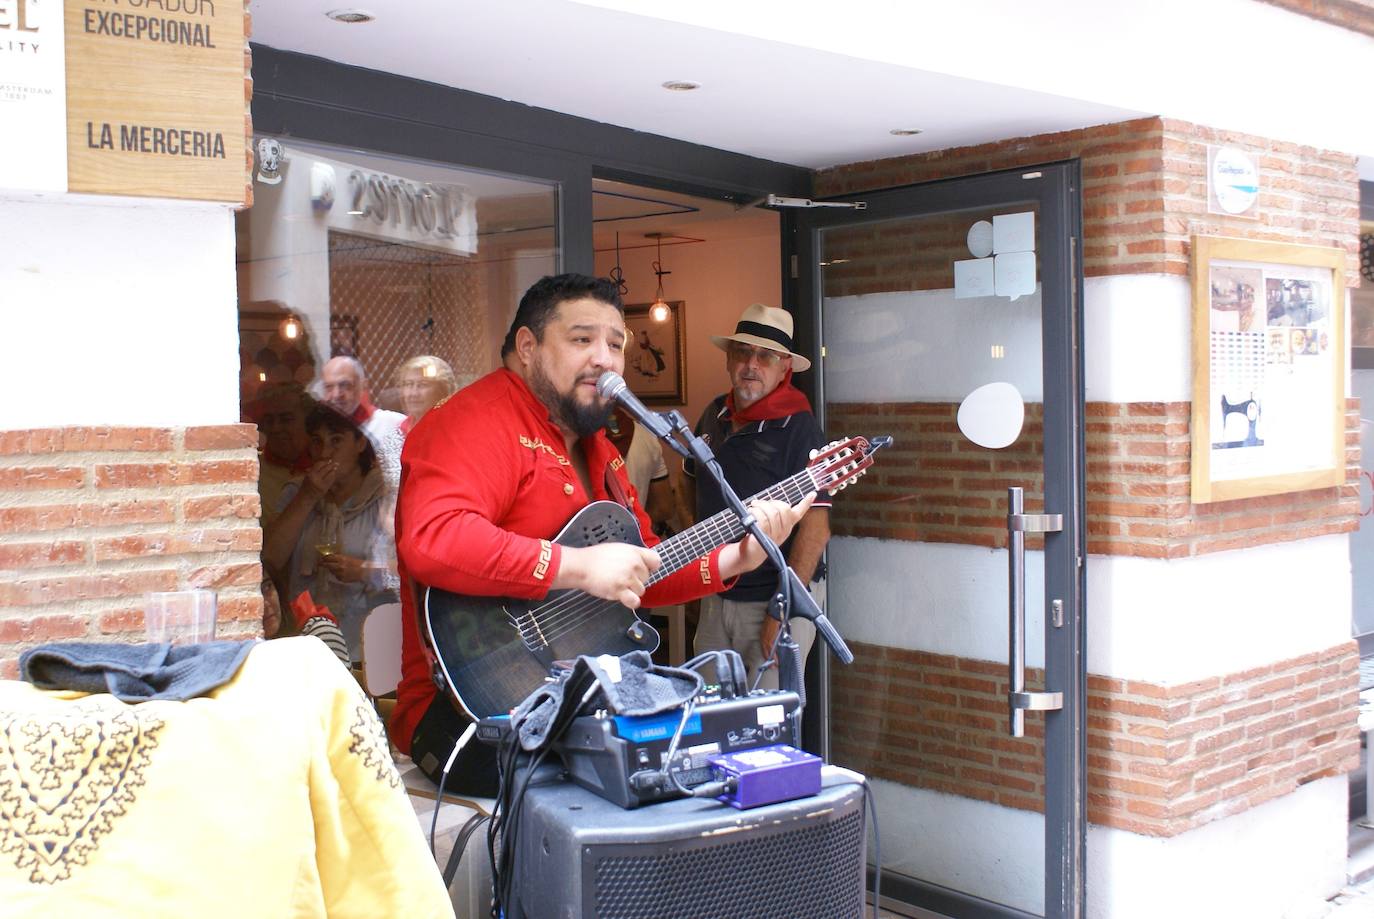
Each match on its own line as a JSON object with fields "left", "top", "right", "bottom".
{"left": 709, "top": 303, "right": 812, "bottom": 372}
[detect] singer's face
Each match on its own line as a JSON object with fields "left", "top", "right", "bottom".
{"left": 525, "top": 297, "right": 626, "bottom": 438}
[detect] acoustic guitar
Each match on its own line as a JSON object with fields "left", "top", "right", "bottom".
{"left": 423, "top": 434, "right": 890, "bottom": 719}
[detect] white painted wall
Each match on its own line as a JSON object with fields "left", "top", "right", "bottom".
{"left": 870, "top": 778, "right": 1045, "bottom": 915}
{"left": 1084, "top": 275, "right": 1192, "bottom": 404}
{"left": 1088, "top": 777, "right": 1347, "bottom": 919}
{"left": 833, "top": 533, "right": 1351, "bottom": 684}
{"left": 0, "top": 194, "right": 239, "bottom": 429}
{"left": 1088, "top": 534, "right": 1352, "bottom": 683}
{"left": 871, "top": 775, "right": 1347, "bottom": 919}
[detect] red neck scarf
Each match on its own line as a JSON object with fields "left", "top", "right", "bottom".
{"left": 263, "top": 447, "right": 313, "bottom": 473}
{"left": 350, "top": 395, "right": 376, "bottom": 426}
{"left": 726, "top": 369, "right": 812, "bottom": 423}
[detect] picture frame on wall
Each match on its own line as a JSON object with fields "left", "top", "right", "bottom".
{"left": 623, "top": 301, "right": 686, "bottom": 405}
{"left": 1190, "top": 235, "right": 1347, "bottom": 503}
{"left": 330, "top": 313, "right": 360, "bottom": 357}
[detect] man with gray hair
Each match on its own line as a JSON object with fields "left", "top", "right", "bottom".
{"left": 320, "top": 355, "right": 406, "bottom": 487}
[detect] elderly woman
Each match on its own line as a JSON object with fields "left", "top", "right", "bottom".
{"left": 395, "top": 355, "right": 460, "bottom": 433}
{"left": 262, "top": 405, "right": 395, "bottom": 663}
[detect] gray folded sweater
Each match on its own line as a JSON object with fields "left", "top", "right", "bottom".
{"left": 20, "top": 640, "right": 257, "bottom": 702}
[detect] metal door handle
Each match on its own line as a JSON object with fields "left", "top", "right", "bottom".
{"left": 1007, "top": 487, "right": 1064, "bottom": 737}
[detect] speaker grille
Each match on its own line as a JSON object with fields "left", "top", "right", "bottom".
{"left": 590, "top": 807, "right": 865, "bottom": 919}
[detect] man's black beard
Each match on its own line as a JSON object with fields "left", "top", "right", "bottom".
{"left": 530, "top": 363, "right": 611, "bottom": 438}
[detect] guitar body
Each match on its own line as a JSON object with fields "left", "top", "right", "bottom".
{"left": 424, "top": 501, "right": 661, "bottom": 720}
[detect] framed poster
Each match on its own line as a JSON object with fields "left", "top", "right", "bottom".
{"left": 623, "top": 301, "right": 686, "bottom": 405}
{"left": 1191, "top": 235, "right": 1346, "bottom": 503}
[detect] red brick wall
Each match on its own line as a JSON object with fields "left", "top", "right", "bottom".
{"left": 815, "top": 117, "right": 1361, "bottom": 288}
{"left": 832, "top": 640, "right": 1358, "bottom": 837}
{"left": 1255, "top": 0, "right": 1374, "bottom": 37}
{"left": 818, "top": 116, "right": 1361, "bottom": 558}
{"left": 0, "top": 426, "right": 264, "bottom": 679}
{"left": 830, "top": 400, "right": 1361, "bottom": 558}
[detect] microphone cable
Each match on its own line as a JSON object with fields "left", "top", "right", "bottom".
{"left": 429, "top": 721, "right": 476, "bottom": 856}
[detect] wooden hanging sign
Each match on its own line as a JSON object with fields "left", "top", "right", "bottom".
{"left": 62, "top": 0, "right": 245, "bottom": 202}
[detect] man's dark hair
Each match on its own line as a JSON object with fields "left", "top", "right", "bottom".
{"left": 304, "top": 405, "right": 376, "bottom": 474}
{"left": 500, "top": 273, "right": 623, "bottom": 358}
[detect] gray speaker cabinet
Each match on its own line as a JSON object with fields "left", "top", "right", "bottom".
{"left": 510, "top": 766, "right": 868, "bottom": 919}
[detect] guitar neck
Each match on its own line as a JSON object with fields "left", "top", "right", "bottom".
{"left": 646, "top": 467, "right": 816, "bottom": 586}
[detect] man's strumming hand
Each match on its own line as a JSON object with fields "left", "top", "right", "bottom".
{"left": 555, "top": 543, "right": 663, "bottom": 609}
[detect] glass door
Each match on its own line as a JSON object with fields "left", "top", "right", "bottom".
{"left": 794, "top": 164, "right": 1085, "bottom": 919}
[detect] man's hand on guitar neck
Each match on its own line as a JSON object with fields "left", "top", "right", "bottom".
{"left": 549, "top": 495, "right": 812, "bottom": 610}
{"left": 554, "top": 543, "right": 663, "bottom": 609}
{"left": 718, "top": 493, "right": 817, "bottom": 581}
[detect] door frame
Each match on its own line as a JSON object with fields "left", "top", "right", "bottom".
{"left": 787, "top": 162, "right": 1087, "bottom": 919}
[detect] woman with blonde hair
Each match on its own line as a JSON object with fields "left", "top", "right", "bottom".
{"left": 395, "top": 355, "right": 459, "bottom": 433}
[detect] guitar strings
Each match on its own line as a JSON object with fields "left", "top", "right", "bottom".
{"left": 512, "top": 446, "right": 866, "bottom": 648}
{"left": 516, "top": 477, "right": 809, "bottom": 648}
{"left": 520, "top": 469, "right": 822, "bottom": 648}
{"left": 520, "top": 500, "right": 776, "bottom": 646}
{"left": 520, "top": 449, "right": 871, "bottom": 647}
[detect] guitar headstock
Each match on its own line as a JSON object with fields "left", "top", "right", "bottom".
{"left": 807, "top": 435, "right": 893, "bottom": 496}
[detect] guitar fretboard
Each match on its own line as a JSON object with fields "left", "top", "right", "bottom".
{"left": 645, "top": 466, "right": 819, "bottom": 585}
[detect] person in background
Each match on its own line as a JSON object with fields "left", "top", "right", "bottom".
{"left": 261, "top": 576, "right": 349, "bottom": 666}
{"left": 248, "top": 383, "right": 316, "bottom": 528}
{"left": 320, "top": 355, "right": 405, "bottom": 595}
{"left": 262, "top": 405, "right": 396, "bottom": 664}
{"left": 604, "top": 405, "right": 681, "bottom": 537}
{"left": 683, "top": 303, "right": 832, "bottom": 690}
{"left": 320, "top": 355, "right": 406, "bottom": 475}
{"left": 605, "top": 404, "right": 688, "bottom": 666}
{"left": 390, "top": 273, "right": 811, "bottom": 794}
{"left": 395, "top": 355, "right": 460, "bottom": 434}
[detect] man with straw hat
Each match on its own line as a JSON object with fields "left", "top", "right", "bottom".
{"left": 684, "top": 303, "right": 831, "bottom": 690}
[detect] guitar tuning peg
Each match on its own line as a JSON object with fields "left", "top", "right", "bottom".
{"left": 810, "top": 448, "right": 818, "bottom": 460}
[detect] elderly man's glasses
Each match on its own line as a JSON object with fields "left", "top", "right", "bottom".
{"left": 727, "top": 342, "right": 788, "bottom": 367}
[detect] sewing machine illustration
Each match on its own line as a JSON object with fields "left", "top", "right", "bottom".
{"left": 1214, "top": 393, "right": 1263, "bottom": 449}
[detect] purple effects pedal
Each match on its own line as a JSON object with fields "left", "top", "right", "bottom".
{"left": 709, "top": 744, "right": 821, "bottom": 810}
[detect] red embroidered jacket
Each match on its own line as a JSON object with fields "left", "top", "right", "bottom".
{"left": 390, "top": 368, "right": 728, "bottom": 751}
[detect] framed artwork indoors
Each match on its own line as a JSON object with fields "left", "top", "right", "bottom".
{"left": 623, "top": 301, "right": 686, "bottom": 405}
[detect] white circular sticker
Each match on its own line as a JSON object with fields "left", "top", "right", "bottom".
{"left": 967, "top": 220, "right": 994, "bottom": 258}
{"left": 957, "top": 382, "right": 1025, "bottom": 450}
{"left": 1212, "top": 147, "right": 1258, "bottom": 215}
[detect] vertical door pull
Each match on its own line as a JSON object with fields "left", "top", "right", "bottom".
{"left": 1007, "top": 487, "right": 1065, "bottom": 737}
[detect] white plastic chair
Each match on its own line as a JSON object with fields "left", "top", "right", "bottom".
{"left": 359, "top": 602, "right": 403, "bottom": 700}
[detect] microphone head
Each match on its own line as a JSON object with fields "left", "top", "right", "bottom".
{"left": 596, "top": 371, "right": 626, "bottom": 400}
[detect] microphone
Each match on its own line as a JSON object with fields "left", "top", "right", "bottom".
{"left": 596, "top": 371, "right": 678, "bottom": 443}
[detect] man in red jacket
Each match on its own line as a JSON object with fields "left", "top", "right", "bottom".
{"left": 391, "top": 274, "right": 811, "bottom": 793}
